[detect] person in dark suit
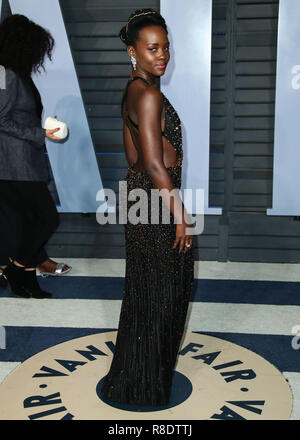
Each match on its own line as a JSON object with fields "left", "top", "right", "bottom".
{"left": 0, "top": 14, "right": 63, "bottom": 298}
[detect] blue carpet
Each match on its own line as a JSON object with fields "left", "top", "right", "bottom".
{"left": 1, "top": 276, "right": 300, "bottom": 305}
{"left": 0, "top": 326, "right": 299, "bottom": 373}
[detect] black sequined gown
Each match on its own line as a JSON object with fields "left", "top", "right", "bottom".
{"left": 100, "top": 76, "right": 194, "bottom": 406}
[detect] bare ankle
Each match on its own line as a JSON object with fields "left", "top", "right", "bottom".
{"left": 13, "top": 260, "right": 25, "bottom": 268}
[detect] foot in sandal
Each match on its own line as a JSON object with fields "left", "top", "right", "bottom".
{"left": 37, "top": 259, "right": 72, "bottom": 277}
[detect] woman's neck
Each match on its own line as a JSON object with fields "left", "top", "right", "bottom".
{"left": 131, "top": 70, "right": 156, "bottom": 86}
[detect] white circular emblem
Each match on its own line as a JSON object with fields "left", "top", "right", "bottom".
{"left": 0, "top": 332, "right": 293, "bottom": 420}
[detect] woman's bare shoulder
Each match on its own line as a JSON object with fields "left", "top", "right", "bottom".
{"left": 135, "top": 83, "right": 163, "bottom": 112}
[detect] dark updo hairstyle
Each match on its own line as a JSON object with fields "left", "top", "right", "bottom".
{"left": 119, "top": 8, "right": 168, "bottom": 47}
{"left": 0, "top": 14, "right": 54, "bottom": 78}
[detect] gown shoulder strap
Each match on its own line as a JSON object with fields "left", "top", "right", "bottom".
{"left": 129, "top": 76, "right": 152, "bottom": 85}
{"left": 122, "top": 76, "right": 165, "bottom": 133}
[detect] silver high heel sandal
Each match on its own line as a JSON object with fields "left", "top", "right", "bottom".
{"left": 38, "top": 261, "right": 72, "bottom": 277}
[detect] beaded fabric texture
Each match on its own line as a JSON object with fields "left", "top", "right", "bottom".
{"left": 100, "top": 77, "right": 195, "bottom": 406}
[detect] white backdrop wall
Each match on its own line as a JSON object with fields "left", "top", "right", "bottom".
{"left": 267, "top": 0, "right": 300, "bottom": 216}
{"left": 161, "top": 0, "right": 222, "bottom": 215}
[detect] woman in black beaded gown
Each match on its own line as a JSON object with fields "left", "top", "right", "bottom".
{"left": 100, "top": 9, "right": 195, "bottom": 406}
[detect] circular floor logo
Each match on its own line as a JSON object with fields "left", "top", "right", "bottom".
{"left": 0, "top": 332, "right": 293, "bottom": 420}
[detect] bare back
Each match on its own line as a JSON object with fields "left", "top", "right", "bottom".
{"left": 121, "top": 76, "right": 178, "bottom": 174}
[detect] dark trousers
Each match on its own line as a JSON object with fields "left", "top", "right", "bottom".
{"left": 0, "top": 180, "right": 59, "bottom": 267}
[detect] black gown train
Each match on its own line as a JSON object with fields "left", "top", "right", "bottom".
{"left": 100, "top": 76, "right": 194, "bottom": 406}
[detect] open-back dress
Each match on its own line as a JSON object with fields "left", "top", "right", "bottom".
{"left": 100, "top": 76, "right": 194, "bottom": 406}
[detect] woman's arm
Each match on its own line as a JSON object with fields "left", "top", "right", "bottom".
{"left": 136, "top": 86, "right": 187, "bottom": 225}
{"left": 0, "top": 68, "right": 46, "bottom": 146}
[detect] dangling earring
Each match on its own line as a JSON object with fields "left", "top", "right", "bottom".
{"left": 130, "top": 56, "right": 137, "bottom": 70}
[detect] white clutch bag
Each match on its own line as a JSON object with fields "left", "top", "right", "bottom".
{"left": 43, "top": 116, "right": 68, "bottom": 139}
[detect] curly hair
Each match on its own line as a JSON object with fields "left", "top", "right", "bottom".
{"left": 119, "top": 8, "right": 168, "bottom": 47}
{"left": 0, "top": 14, "right": 54, "bottom": 78}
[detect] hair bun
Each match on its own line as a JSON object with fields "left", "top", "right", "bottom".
{"left": 119, "top": 26, "right": 128, "bottom": 44}
{"left": 119, "top": 8, "right": 166, "bottom": 47}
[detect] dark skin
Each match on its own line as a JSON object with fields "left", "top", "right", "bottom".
{"left": 123, "top": 25, "right": 193, "bottom": 254}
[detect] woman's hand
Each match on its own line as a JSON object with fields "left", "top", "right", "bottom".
{"left": 173, "top": 220, "right": 193, "bottom": 254}
{"left": 46, "top": 127, "right": 61, "bottom": 140}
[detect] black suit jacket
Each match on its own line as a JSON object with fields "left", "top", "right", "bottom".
{"left": 0, "top": 67, "right": 49, "bottom": 181}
